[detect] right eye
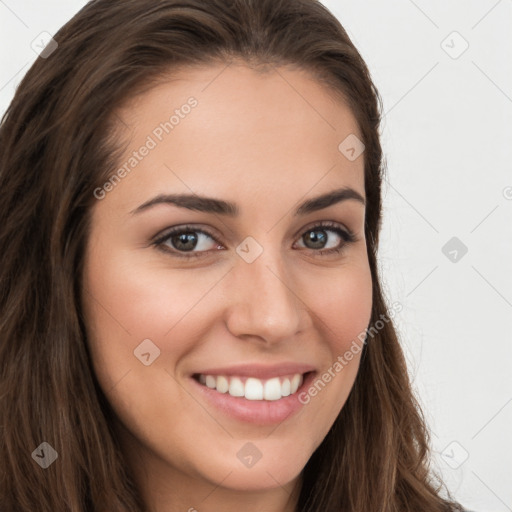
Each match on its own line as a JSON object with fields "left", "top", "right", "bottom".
{"left": 152, "top": 225, "right": 224, "bottom": 258}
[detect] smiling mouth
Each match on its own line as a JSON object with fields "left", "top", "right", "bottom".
{"left": 192, "top": 372, "right": 313, "bottom": 401}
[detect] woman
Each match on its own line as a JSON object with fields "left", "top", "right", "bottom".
{"left": 0, "top": 0, "right": 470, "bottom": 511}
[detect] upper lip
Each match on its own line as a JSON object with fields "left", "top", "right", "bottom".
{"left": 192, "top": 362, "right": 316, "bottom": 380}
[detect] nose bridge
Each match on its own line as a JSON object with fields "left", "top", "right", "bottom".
{"left": 225, "top": 241, "right": 305, "bottom": 342}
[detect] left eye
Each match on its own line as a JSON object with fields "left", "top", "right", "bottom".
{"left": 153, "top": 222, "right": 356, "bottom": 259}
{"left": 296, "top": 225, "right": 350, "bottom": 251}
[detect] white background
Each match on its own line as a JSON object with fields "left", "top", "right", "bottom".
{"left": 1, "top": 1, "right": 511, "bottom": 511}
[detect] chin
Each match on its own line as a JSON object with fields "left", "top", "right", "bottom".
{"left": 214, "top": 463, "right": 303, "bottom": 492}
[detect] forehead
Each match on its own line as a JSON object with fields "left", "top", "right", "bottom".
{"left": 104, "top": 62, "right": 365, "bottom": 214}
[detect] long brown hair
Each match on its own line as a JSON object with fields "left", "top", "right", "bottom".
{"left": 0, "top": 1, "right": 465, "bottom": 510}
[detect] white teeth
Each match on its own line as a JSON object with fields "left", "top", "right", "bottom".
{"left": 245, "top": 378, "right": 263, "bottom": 400}
{"left": 263, "top": 377, "right": 282, "bottom": 401}
{"left": 228, "top": 377, "right": 244, "bottom": 397}
{"left": 281, "top": 378, "right": 291, "bottom": 397}
{"left": 290, "top": 374, "right": 302, "bottom": 394}
{"left": 216, "top": 375, "right": 229, "bottom": 393}
{"left": 196, "top": 372, "right": 306, "bottom": 401}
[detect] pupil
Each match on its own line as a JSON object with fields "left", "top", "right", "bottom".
{"left": 306, "top": 230, "right": 326, "bottom": 249}
{"left": 173, "top": 232, "right": 197, "bottom": 251}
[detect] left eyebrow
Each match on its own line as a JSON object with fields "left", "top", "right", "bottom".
{"left": 294, "top": 187, "right": 365, "bottom": 215}
{"left": 129, "top": 186, "right": 365, "bottom": 217}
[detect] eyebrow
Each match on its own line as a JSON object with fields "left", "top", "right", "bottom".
{"left": 130, "top": 186, "right": 365, "bottom": 217}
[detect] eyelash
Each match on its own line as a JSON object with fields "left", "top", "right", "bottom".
{"left": 152, "top": 221, "right": 357, "bottom": 260}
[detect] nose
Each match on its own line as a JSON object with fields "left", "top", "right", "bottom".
{"left": 224, "top": 247, "right": 310, "bottom": 345}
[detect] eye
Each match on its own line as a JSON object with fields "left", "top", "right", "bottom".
{"left": 294, "top": 221, "right": 356, "bottom": 257}
{"left": 152, "top": 221, "right": 356, "bottom": 259}
{"left": 153, "top": 225, "right": 222, "bottom": 258}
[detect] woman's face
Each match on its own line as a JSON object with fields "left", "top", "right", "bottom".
{"left": 82, "top": 62, "right": 372, "bottom": 505}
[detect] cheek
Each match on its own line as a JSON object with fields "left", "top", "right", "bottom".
{"left": 81, "top": 243, "right": 221, "bottom": 403}
{"left": 310, "top": 259, "right": 373, "bottom": 353}
{"left": 81, "top": 248, "right": 216, "bottom": 445}
{"left": 83, "top": 243, "right": 220, "bottom": 344}
{"left": 288, "top": 259, "right": 372, "bottom": 452}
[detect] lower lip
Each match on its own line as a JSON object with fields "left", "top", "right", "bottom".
{"left": 189, "top": 372, "right": 316, "bottom": 425}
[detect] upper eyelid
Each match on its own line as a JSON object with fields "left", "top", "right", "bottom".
{"left": 153, "top": 225, "right": 218, "bottom": 244}
{"left": 292, "top": 220, "right": 352, "bottom": 241}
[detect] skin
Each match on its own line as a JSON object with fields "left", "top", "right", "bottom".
{"left": 81, "top": 61, "right": 373, "bottom": 512}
